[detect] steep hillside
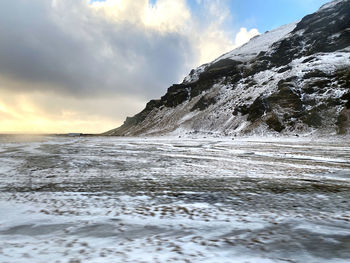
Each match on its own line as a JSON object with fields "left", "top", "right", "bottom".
{"left": 105, "top": 0, "right": 350, "bottom": 136}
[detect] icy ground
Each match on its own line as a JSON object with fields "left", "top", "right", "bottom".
{"left": 0, "top": 135, "right": 349, "bottom": 263}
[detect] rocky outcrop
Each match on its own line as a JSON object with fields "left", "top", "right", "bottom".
{"left": 105, "top": 0, "right": 350, "bottom": 136}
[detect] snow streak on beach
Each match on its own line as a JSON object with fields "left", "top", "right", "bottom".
{"left": 0, "top": 135, "right": 349, "bottom": 263}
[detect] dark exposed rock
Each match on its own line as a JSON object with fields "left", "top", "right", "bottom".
{"left": 277, "top": 66, "right": 292, "bottom": 73}
{"left": 196, "top": 59, "right": 244, "bottom": 87}
{"left": 247, "top": 86, "right": 303, "bottom": 129}
{"left": 337, "top": 68, "right": 350, "bottom": 89}
{"left": 124, "top": 99, "right": 163, "bottom": 126}
{"left": 284, "top": 76, "right": 298, "bottom": 83}
{"left": 243, "top": 60, "right": 270, "bottom": 78}
{"left": 302, "top": 57, "right": 316, "bottom": 63}
{"left": 191, "top": 95, "right": 217, "bottom": 112}
{"left": 303, "top": 70, "right": 328, "bottom": 79}
{"left": 341, "top": 93, "right": 350, "bottom": 109}
{"left": 346, "top": 100, "right": 350, "bottom": 109}
{"left": 244, "top": 78, "right": 258, "bottom": 88}
{"left": 247, "top": 97, "right": 267, "bottom": 122}
{"left": 201, "top": 59, "right": 242, "bottom": 78}
{"left": 304, "top": 86, "right": 317, "bottom": 94}
{"left": 336, "top": 109, "right": 350, "bottom": 134}
{"left": 302, "top": 110, "right": 323, "bottom": 128}
{"left": 266, "top": 114, "right": 285, "bottom": 132}
{"left": 269, "top": 87, "right": 303, "bottom": 112}
{"left": 161, "top": 84, "right": 190, "bottom": 108}
{"left": 189, "top": 79, "right": 216, "bottom": 99}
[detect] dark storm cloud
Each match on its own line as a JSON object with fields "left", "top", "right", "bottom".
{"left": 0, "top": 0, "right": 196, "bottom": 99}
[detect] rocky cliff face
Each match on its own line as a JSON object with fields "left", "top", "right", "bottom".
{"left": 105, "top": 0, "right": 350, "bottom": 136}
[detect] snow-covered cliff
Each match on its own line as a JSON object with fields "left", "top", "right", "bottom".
{"left": 105, "top": 0, "right": 350, "bottom": 136}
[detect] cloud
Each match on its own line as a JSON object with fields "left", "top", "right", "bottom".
{"left": 0, "top": 0, "right": 260, "bottom": 133}
{"left": 0, "top": 0, "right": 197, "bottom": 99}
{"left": 234, "top": 28, "right": 260, "bottom": 48}
{"left": 187, "top": 0, "right": 260, "bottom": 64}
{"left": 142, "top": 0, "right": 191, "bottom": 32}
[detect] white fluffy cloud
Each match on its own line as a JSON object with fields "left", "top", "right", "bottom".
{"left": 0, "top": 0, "right": 259, "bottom": 133}
{"left": 180, "top": 0, "right": 260, "bottom": 65}
{"left": 234, "top": 28, "right": 260, "bottom": 48}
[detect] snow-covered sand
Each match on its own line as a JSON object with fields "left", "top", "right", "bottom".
{"left": 0, "top": 135, "right": 349, "bottom": 263}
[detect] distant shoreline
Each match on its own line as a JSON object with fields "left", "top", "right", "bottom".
{"left": 0, "top": 133, "right": 99, "bottom": 137}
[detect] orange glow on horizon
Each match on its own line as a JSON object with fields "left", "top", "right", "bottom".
{"left": 0, "top": 99, "right": 121, "bottom": 134}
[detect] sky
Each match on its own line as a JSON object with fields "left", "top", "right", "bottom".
{"left": 0, "top": 0, "right": 331, "bottom": 134}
